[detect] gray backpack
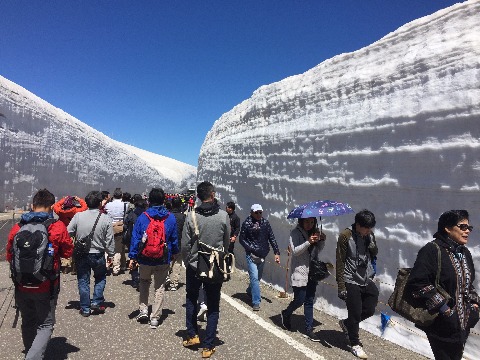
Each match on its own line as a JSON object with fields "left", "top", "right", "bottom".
{"left": 10, "top": 219, "right": 57, "bottom": 286}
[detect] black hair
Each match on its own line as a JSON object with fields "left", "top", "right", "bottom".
{"left": 165, "top": 201, "right": 172, "bottom": 210}
{"left": 298, "top": 217, "right": 318, "bottom": 236}
{"left": 196, "top": 181, "right": 214, "bottom": 202}
{"left": 101, "top": 191, "right": 110, "bottom": 200}
{"left": 149, "top": 188, "right": 165, "bottom": 206}
{"left": 85, "top": 191, "right": 103, "bottom": 209}
{"left": 172, "top": 197, "right": 182, "bottom": 209}
{"left": 437, "top": 210, "right": 469, "bottom": 236}
{"left": 122, "top": 192, "right": 132, "bottom": 202}
{"left": 354, "top": 209, "right": 376, "bottom": 228}
{"left": 113, "top": 188, "right": 122, "bottom": 199}
{"left": 32, "top": 188, "right": 55, "bottom": 208}
{"left": 132, "top": 194, "right": 143, "bottom": 206}
{"left": 226, "top": 201, "right": 236, "bottom": 210}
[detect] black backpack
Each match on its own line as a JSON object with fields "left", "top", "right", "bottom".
{"left": 10, "top": 219, "right": 57, "bottom": 286}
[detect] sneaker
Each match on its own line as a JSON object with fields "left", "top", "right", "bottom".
{"left": 136, "top": 310, "right": 149, "bottom": 323}
{"left": 303, "top": 329, "right": 321, "bottom": 342}
{"left": 351, "top": 344, "right": 368, "bottom": 359}
{"left": 149, "top": 318, "right": 159, "bottom": 329}
{"left": 169, "top": 283, "right": 177, "bottom": 291}
{"left": 339, "top": 319, "right": 350, "bottom": 342}
{"left": 91, "top": 304, "right": 106, "bottom": 314}
{"left": 79, "top": 310, "right": 91, "bottom": 317}
{"left": 197, "top": 303, "right": 208, "bottom": 320}
{"left": 280, "top": 310, "right": 292, "bottom": 331}
{"left": 202, "top": 347, "right": 216, "bottom": 358}
{"left": 182, "top": 334, "right": 200, "bottom": 347}
{"left": 165, "top": 276, "right": 171, "bottom": 289}
{"left": 252, "top": 304, "right": 260, "bottom": 311}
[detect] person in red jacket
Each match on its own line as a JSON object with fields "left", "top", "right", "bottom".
{"left": 52, "top": 195, "right": 88, "bottom": 226}
{"left": 53, "top": 195, "right": 87, "bottom": 274}
{"left": 7, "top": 189, "right": 73, "bottom": 360}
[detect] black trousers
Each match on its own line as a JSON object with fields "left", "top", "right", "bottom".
{"left": 427, "top": 335, "right": 465, "bottom": 360}
{"left": 344, "top": 280, "right": 379, "bottom": 346}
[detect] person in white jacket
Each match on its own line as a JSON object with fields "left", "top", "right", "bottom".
{"left": 280, "top": 217, "right": 326, "bottom": 342}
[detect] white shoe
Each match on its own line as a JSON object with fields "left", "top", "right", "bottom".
{"left": 351, "top": 344, "right": 368, "bottom": 359}
{"left": 197, "top": 303, "right": 208, "bottom": 320}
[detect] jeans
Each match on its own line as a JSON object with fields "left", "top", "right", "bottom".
{"left": 76, "top": 252, "right": 107, "bottom": 313}
{"left": 185, "top": 266, "right": 222, "bottom": 349}
{"left": 16, "top": 290, "right": 57, "bottom": 360}
{"left": 344, "top": 281, "right": 379, "bottom": 346}
{"left": 138, "top": 264, "right": 169, "bottom": 320}
{"left": 246, "top": 254, "right": 265, "bottom": 306}
{"left": 284, "top": 280, "right": 317, "bottom": 331}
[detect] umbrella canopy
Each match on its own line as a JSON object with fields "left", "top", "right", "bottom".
{"left": 287, "top": 200, "right": 354, "bottom": 219}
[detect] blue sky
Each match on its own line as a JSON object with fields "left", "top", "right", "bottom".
{"left": 1, "top": 0, "right": 460, "bottom": 166}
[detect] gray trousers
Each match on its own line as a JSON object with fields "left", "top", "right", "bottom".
{"left": 16, "top": 289, "right": 57, "bottom": 360}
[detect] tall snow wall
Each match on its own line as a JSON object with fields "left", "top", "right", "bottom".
{"left": 0, "top": 76, "right": 196, "bottom": 210}
{"left": 198, "top": 1, "right": 480, "bottom": 358}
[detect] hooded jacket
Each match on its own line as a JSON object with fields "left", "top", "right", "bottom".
{"left": 182, "top": 202, "right": 230, "bottom": 270}
{"left": 7, "top": 212, "right": 73, "bottom": 293}
{"left": 407, "top": 233, "right": 480, "bottom": 343}
{"left": 129, "top": 205, "right": 179, "bottom": 266}
{"left": 239, "top": 215, "right": 280, "bottom": 259}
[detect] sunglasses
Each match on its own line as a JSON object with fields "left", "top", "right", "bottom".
{"left": 254, "top": 211, "right": 263, "bottom": 214}
{"left": 456, "top": 224, "right": 473, "bottom": 232}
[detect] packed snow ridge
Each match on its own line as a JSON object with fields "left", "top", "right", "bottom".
{"left": 198, "top": 1, "right": 480, "bottom": 358}
{"left": 0, "top": 75, "right": 196, "bottom": 210}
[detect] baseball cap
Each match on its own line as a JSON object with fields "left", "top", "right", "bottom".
{"left": 251, "top": 204, "right": 263, "bottom": 212}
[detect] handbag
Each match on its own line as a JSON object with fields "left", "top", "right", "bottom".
{"left": 308, "top": 243, "right": 330, "bottom": 282}
{"left": 191, "top": 210, "right": 235, "bottom": 283}
{"left": 388, "top": 242, "right": 451, "bottom": 327}
{"left": 74, "top": 212, "right": 102, "bottom": 256}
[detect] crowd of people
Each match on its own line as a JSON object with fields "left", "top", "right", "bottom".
{"left": 6, "top": 182, "right": 479, "bottom": 360}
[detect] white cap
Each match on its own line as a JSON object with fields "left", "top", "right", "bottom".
{"left": 251, "top": 204, "right": 263, "bottom": 212}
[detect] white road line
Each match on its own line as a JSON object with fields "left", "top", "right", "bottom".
{"left": 221, "top": 292, "right": 325, "bottom": 360}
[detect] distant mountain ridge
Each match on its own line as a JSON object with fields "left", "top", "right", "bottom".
{"left": 0, "top": 75, "right": 196, "bottom": 210}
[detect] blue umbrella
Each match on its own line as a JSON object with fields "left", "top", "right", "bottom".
{"left": 287, "top": 200, "right": 354, "bottom": 219}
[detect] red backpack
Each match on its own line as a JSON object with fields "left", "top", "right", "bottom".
{"left": 138, "top": 213, "right": 168, "bottom": 261}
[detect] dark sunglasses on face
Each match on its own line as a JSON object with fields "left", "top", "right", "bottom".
{"left": 254, "top": 211, "right": 262, "bottom": 214}
{"left": 456, "top": 224, "right": 473, "bottom": 232}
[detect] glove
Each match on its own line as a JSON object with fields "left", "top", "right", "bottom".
{"left": 338, "top": 290, "right": 347, "bottom": 301}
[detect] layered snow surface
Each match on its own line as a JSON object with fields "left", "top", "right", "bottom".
{"left": 198, "top": 1, "right": 480, "bottom": 358}
{"left": 0, "top": 76, "right": 196, "bottom": 209}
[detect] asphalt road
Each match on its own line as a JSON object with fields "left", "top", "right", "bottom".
{"left": 0, "top": 261, "right": 428, "bottom": 360}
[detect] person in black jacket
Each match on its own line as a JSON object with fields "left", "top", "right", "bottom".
{"left": 407, "top": 210, "right": 479, "bottom": 360}
{"left": 166, "top": 196, "right": 186, "bottom": 291}
{"left": 123, "top": 194, "right": 146, "bottom": 289}
{"left": 226, "top": 201, "right": 240, "bottom": 253}
{"left": 239, "top": 204, "right": 280, "bottom": 311}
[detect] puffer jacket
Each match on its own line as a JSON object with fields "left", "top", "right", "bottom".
{"left": 407, "top": 234, "right": 480, "bottom": 343}
{"left": 239, "top": 215, "right": 280, "bottom": 259}
{"left": 128, "top": 205, "right": 179, "bottom": 266}
{"left": 289, "top": 225, "right": 325, "bottom": 287}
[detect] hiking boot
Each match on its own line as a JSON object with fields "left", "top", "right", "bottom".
{"left": 202, "top": 347, "right": 216, "bottom": 358}
{"left": 182, "top": 334, "right": 200, "bottom": 347}
{"left": 280, "top": 310, "right": 292, "bottom": 331}
{"left": 149, "top": 318, "right": 159, "bottom": 329}
{"left": 91, "top": 304, "right": 106, "bottom": 314}
{"left": 351, "top": 344, "right": 368, "bottom": 359}
{"left": 136, "top": 309, "right": 149, "bottom": 323}
{"left": 197, "top": 302, "right": 208, "bottom": 321}
{"left": 339, "top": 319, "right": 350, "bottom": 342}
{"left": 252, "top": 304, "right": 260, "bottom": 311}
{"left": 303, "top": 329, "right": 321, "bottom": 342}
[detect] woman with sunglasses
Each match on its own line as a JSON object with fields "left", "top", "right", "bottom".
{"left": 280, "top": 217, "right": 326, "bottom": 342}
{"left": 407, "top": 210, "right": 479, "bottom": 360}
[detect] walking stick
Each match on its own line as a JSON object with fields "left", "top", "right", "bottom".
{"left": 278, "top": 245, "right": 291, "bottom": 298}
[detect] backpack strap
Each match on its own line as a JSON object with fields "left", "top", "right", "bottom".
{"left": 191, "top": 210, "right": 200, "bottom": 237}
{"left": 433, "top": 242, "right": 442, "bottom": 288}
